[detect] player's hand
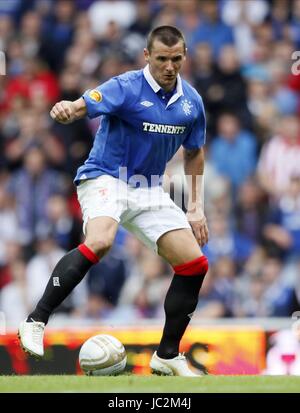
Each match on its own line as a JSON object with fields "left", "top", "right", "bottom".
{"left": 186, "top": 209, "right": 209, "bottom": 248}
{"left": 50, "top": 100, "right": 76, "bottom": 124}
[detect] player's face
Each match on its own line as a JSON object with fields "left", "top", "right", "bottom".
{"left": 144, "top": 39, "right": 186, "bottom": 92}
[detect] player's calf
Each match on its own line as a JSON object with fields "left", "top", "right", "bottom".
{"left": 157, "top": 255, "right": 208, "bottom": 359}
{"left": 26, "top": 244, "right": 99, "bottom": 325}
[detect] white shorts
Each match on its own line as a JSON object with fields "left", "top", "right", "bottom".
{"left": 77, "top": 175, "right": 191, "bottom": 252}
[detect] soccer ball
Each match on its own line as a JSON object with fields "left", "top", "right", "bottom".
{"left": 79, "top": 334, "right": 127, "bottom": 376}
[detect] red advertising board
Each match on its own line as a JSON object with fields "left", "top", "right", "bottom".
{"left": 0, "top": 326, "right": 266, "bottom": 375}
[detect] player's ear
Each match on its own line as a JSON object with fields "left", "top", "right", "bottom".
{"left": 144, "top": 48, "right": 150, "bottom": 62}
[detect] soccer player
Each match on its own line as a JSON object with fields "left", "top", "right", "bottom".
{"left": 18, "top": 26, "right": 209, "bottom": 376}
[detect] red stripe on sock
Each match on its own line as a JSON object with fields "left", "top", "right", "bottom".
{"left": 78, "top": 244, "right": 99, "bottom": 264}
{"left": 173, "top": 255, "right": 208, "bottom": 276}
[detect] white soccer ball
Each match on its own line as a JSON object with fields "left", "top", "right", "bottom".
{"left": 79, "top": 334, "right": 127, "bottom": 376}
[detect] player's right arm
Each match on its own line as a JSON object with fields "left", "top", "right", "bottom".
{"left": 50, "top": 97, "right": 87, "bottom": 124}
{"left": 50, "top": 77, "right": 126, "bottom": 124}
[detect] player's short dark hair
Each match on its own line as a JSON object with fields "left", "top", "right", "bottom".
{"left": 147, "top": 26, "right": 186, "bottom": 53}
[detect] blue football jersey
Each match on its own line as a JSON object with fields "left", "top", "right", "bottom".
{"left": 74, "top": 65, "right": 206, "bottom": 186}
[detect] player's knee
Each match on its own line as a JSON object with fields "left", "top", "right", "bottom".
{"left": 84, "top": 236, "right": 114, "bottom": 257}
{"left": 173, "top": 255, "right": 208, "bottom": 276}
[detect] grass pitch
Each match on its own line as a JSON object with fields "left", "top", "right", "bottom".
{"left": 0, "top": 375, "right": 299, "bottom": 393}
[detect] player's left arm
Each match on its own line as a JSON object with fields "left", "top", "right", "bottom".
{"left": 183, "top": 147, "right": 209, "bottom": 247}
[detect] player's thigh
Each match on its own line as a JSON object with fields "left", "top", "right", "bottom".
{"left": 157, "top": 228, "right": 203, "bottom": 266}
{"left": 77, "top": 175, "right": 127, "bottom": 255}
{"left": 122, "top": 204, "right": 200, "bottom": 264}
{"left": 85, "top": 216, "right": 119, "bottom": 256}
{"left": 77, "top": 175, "right": 127, "bottom": 231}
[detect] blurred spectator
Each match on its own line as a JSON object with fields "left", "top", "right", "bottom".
{"left": 0, "top": 180, "right": 19, "bottom": 267}
{"left": 51, "top": 67, "right": 94, "bottom": 175}
{"left": 263, "top": 176, "right": 300, "bottom": 259}
{"left": 70, "top": 30, "right": 101, "bottom": 76}
{"left": 3, "top": 108, "right": 41, "bottom": 168}
{"left": 245, "top": 70, "right": 278, "bottom": 140}
{"left": 39, "top": 0, "right": 75, "bottom": 71}
{"left": 290, "top": 0, "right": 300, "bottom": 48}
{"left": 196, "top": 256, "right": 236, "bottom": 318}
{"left": 87, "top": 0, "right": 136, "bottom": 38}
{"left": 190, "top": 0, "right": 234, "bottom": 58}
{"left": 209, "top": 111, "right": 257, "bottom": 193}
{"left": 221, "top": 0, "right": 269, "bottom": 63}
{"left": 3, "top": 106, "right": 66, "bottom": 171}
{"left": 264, "top": 329, "right": 300, "bottom": 375}
{"left": 83, "top": 244, "right": 128, "bottom": 319}
{"left": 7, "top": 145, "right": 67, "bottom": 248}
{"left": 0, "top": 240, "right": 28, "bottom": 325}
{"left": 215, "top": 45, "right": 251, "bottom": 128}
{"left": 257, "top": 114, "right": 300, "bottom": 196}
{"left": 6, "top": 37, "right": 26, "bottom": 77}
{"left": 45, "top": 194, "right": 82, "bottom": 251}
{"left": 203, "top": 212, "right": 254, "bottom": 266}
{"left": 20, "top": 10, "right": 42, "bottom": 58}
{"left": 192, "top": 43, "right": 251, "bottom": 133}
{"left": 176, "top": 0, "right": 202, "bottom": 47}
{"left": 269, "top": 61, "right": 299, "bottom": 115}
{"left": 0, "top": 240, "right": 23, "bottom": 291}
{"left": 202, "top": 156, "right": 232, "bottom": 216}
{"left": 4, "top": 56, "right": 60, "bottom": 111}
{"left": 129, "top": 0, "right": 152, "bottom": 36}
{"left": 0, "top": 0, "right": 32, "bottom": 21}
{"left": 234, "top": 273, "right": 272, "bottom": 317}
{"left": 25, "top": 233, "right": 87, "bottom": 320}
{"left": 0, "top": 257, "right": 29, "bottom": 327}
{"left": 191, "top": 42, "right": 218, "bottom": 133}
{"left": 118, "top": 243, "right": 172, "bottom": 319}
{"left": 234, "top": 255, "right": 295, "bottom": 317}
{"left": 261, "top": 256, "right": 295, "bottom": 316}
{"left": 0, "top": 15, "right": 15, "bottom": 52}
{"left": 152, "top": 1, "right": 178, "bottom": 28}
{"left": 268, "top": 0, "right": 291, "bottom": 41}
{"left": 25, "top": 235, "right": 64, "bottom": 309}
{"left": 235, "top": 177, "right": 268, "bottom": 243}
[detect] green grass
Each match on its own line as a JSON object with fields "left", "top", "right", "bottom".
{"left": 0, "top": 375, "right": 299, "bottom": 393}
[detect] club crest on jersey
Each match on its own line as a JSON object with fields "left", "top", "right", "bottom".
{"left": 181, "top": 99, "right": 193, "bottom": 116}
{"left": 89, "top": 90, "right": 102, "bottom": 102}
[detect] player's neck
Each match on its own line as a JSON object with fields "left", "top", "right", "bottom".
{"left": 155, "top": 79, "right": 177, "bottom": 93}
{"left": 162, "top": 83, "right": 177, "bottom": 93}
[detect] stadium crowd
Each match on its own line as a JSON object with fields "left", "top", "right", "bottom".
{"left": 0, "top": 0, "right": 300, "bottom": 327}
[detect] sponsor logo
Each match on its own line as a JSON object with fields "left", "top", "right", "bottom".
{"left": 89, "top": 90, "right": 102, "bottom": 102}
{"left": 142, "top": 122, "right": 186, "bottom": 134}
{"left": 140, "top": 100, "right": 154, "bottom": 107}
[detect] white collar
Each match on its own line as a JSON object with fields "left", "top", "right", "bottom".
{"left": 143, "top": 64, "right": 184, "bottom": 107}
